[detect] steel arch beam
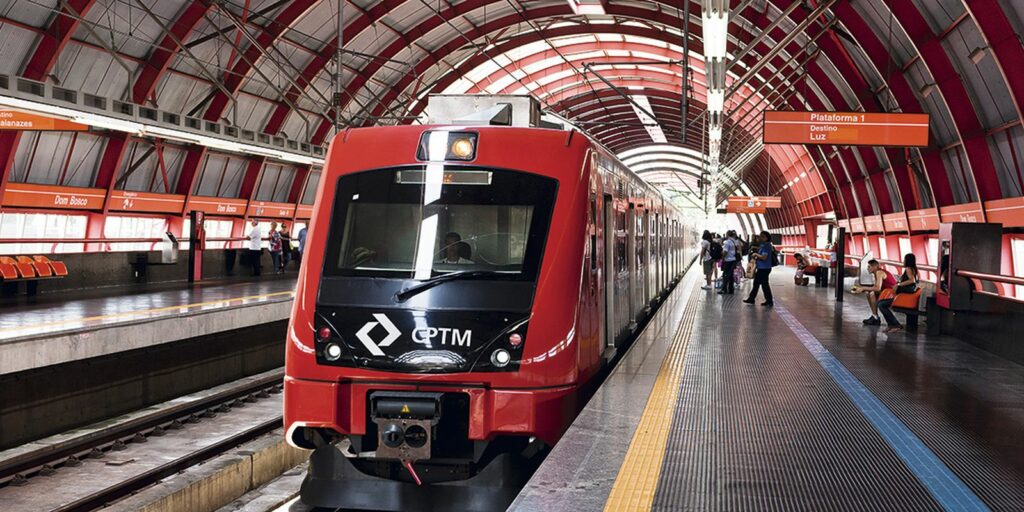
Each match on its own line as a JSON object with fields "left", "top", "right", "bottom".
{"left": 203, "top": 0, "right": 319, "bottom": 122}
{"left": 132, "top": 1, "right": 213, "bottom": 104}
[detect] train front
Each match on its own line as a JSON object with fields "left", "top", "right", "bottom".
{"left": 284, "top": 125, "right": 590, "bottom": 509}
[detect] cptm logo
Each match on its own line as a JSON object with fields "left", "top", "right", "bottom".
{"left": 355, "top": 314, "right": 473, "bottom": 356}
{"left": 355, "top": 313, "right": 401, "bottom": 357}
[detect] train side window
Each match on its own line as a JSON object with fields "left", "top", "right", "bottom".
{"left": 615, "top": 206, "right": 627, "bottom": 273}
{"left": 590, "top": 194, "right": 597, "bottom": 271}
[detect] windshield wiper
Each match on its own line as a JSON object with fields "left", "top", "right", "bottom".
{"left": 395, "top": 270, "right": 506, "bottom": 302}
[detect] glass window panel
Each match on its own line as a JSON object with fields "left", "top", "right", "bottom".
{"left": 1012, "top": 238, "right": 1024, "bottom": 298}
{"left": 104, "top": 216, "right": 167, "bottom": 252}
{"left": 0, "top": 213, "right": 87, "bottom": 254}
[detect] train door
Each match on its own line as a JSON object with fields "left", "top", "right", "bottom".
{"left": 643, "top": 210, "right": 651, "bottom": 304}
{"left": 603, "top": 195, "right": 615, "bottom": 354}
{"left": 662, "top": 218, "right": 669, "bottom": 287}
{"left": 626, "top": 202, "right": 637, "bottom": 327}
{"left": 673, "top": 221, "right": 679, "bottom": 278}
{"left": 589, "top": 190, "right": 602, "bottom": 367}
{"left": 651, "top": 214, "right": 659, "bottom": 296}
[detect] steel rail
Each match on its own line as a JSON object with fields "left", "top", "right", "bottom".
{"left": 0, "top": 371, "right": 284, "bottom": 487}
{"left": 52, "top": 417, "right": 283, "bottom": 512}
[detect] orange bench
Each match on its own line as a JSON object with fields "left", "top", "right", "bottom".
{"left": 1, "top": 255, "right": 68, "bottom": 295}
{"left": 891, "top": 288, "right": 926, "bottom": 333}
{"left": 33, "top": 255, "right": 68, "bottom": 277}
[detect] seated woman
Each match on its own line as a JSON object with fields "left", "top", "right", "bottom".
{"left": 876, "top": 254, "right": 920, "bottom": 333}
{"left": 793, "top": 253, "right": 809, "bottom": 286}
{"left": 850, "top": 259, "right": 896, "bottom": 326}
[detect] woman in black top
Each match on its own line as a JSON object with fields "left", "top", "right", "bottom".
{"left": 878, "top": 253, "right": 919, "bottom": 333}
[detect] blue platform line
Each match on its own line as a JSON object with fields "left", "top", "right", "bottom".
{"left": 774, "top": 305, "right": 990, "bottom": 512}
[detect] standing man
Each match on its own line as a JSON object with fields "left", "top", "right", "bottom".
{"left": 719, "top": 230, "right": 738, "bottom": 295}
{"left": 297, "top": 225, "right": 308, "bottom": 267}
{"left": 743, "top": 231, "right": 775, "bottom": 306}
{"left": 248, "top": 220, "right": 262, "bottom": 276}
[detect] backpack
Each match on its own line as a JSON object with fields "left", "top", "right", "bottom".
{"left": 770, "top": 246, "right": 780, "bottom": 267}
{"left": 709, "top": 240, "right": 723, "bottom": 260}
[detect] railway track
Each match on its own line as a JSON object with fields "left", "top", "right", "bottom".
{"left": 0, "top": 370, "right": 285, "bottom": 511}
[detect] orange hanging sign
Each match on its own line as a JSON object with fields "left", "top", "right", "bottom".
{"left": 726, "top": 196, "right": 781, "bottom": 214}
{"left": 247, "top": 201, "right": 295, "bottom": 219}
{"left": 186, "top": 196, "right": 248, "bottom": 216}
{"left": 1, "top": 183, "right": 105, "bottom": 209}
{"left": 0, "top": 110, "right": 89, "bottom": 131}
{"left": 109, "top": 190, "right": 186, "bottom": 214}
{"left": 762, "top": 111, "right": 929, "bottom": 147}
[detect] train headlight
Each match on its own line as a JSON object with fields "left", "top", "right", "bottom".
{"left": 449, "top": 137, "right": 475, "bottom": 159}
{"left": 417, "top": 131, "right": 478, "bottom": 161}
{"left": 490, "top": 349, "right": 511, "bottom": 367}
{"left": 324, "top": 343, "right": 343, "bottom": 361}
{"left": 317, "top": 327, "right": 331, "bottom": 341}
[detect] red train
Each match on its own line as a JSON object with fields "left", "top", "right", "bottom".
{"left": 284, "top": 122, "right": 698, "bottom": 509}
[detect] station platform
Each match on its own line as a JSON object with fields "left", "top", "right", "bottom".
{"left": 512, "top": 267, "right": 1024, "bottom": 511}
{"left": 0, "top": 277, "right": 296, "bottom": 375}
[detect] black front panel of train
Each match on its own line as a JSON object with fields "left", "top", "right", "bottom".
{"left": 313, "top": 164, "right": 557, "bottom": 373}
{"left": 315, "top": 306, "right": 529, "bottom": 373}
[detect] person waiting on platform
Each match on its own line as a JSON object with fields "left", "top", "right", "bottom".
{"left": 269, "top": 222, "right": 284, "bottom": 274}
{"left": 297, "top": 225, "right": 308, "bottom": 267}
{"left": 851, "top": 259, "right": 897, "bottom": 327}
{"left": 793, "top": 253, "right": 810, "bottom": 286}
{"left": 743, "top": 231, "right": 776, "bottom": 306}
{"left": 700, "top": 231, "right": 716, "bottom": 290}
{"left": 247, "top": 220, "right": 263, "bottom": 276}
{"left": 719, "top": 230, "right": 739, "bottom": 295}
{"left": 876, "top": 254, "right": 920, "bottom": 333}
{"left": 279, "top": 223, "right": 292, "bottom": 271}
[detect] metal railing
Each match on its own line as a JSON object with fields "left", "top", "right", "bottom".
{"left": 777, "top": 246, "right": 940, "bottom": 281}
{"left": 956, "top": 269, "right": 1024, "bottom": 305}
{"left": 0, "top": 236, "right": 267, "bottom": 254}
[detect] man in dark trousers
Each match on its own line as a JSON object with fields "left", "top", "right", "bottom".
{"left": 743, "top": 231, "right": 775, "bottom": 306}
{"left": 719, "top": 230, "right": 739, "bottom": 295}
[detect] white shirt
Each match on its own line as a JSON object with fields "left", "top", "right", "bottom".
{"left": 439, "top": 257, "right": 474, "bottom": 264}
{"left": 723, "top": 238, "right": 737, "bottom": 262}
{"left": 701, "top": 239, "right": 711, "bottom": 262}
{"left": 248, "top": 226, "right": 262, "bottom": 251}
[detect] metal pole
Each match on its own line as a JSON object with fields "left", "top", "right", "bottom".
{"left": 681, "top": 0, "right": 690, "bottom": 145}
{"left": 335, "top": 0, "right": 344, "bottom": 131}
{"left": 834, "top": 227, "right": 846, "bottom": 302}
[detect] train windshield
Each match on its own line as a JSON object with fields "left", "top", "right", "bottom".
{"left": 322, "top": 166, "right": 557, "bottom": 280}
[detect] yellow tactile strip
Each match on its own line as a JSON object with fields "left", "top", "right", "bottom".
{"left": 604, "top": 281, "right": 700, "bottom": 512}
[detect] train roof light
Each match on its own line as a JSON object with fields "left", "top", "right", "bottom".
{"left": 417, "top": 131, "right": 478, "bottom": 162}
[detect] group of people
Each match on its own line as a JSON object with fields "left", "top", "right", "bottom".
{"left": 700, "top": 230, "right": 778, "bottom": 306}
{"left": 852, "top": 254, "right": 920, "bottom": 333}
{"left": 700, "top": 227, "right": 923, "bottom": 332}
{"left": 247, "top": 220, "right": 308, "bottom": 276}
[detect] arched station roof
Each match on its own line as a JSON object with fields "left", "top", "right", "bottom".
{"left": 0, "top": 0, "right": 1022, "bottom": 233}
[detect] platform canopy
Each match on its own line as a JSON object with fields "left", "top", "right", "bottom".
{"left": 1, "top": 1, "right": 1023, "bottom": 233}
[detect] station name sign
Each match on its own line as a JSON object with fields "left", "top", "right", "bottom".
{"left": 762, "top": 111, "right": 929, "bottom": 147}
{"left": 0, "top": 110, "right": 89, "bottom": 131}
{"left": 726, "top": 196, "right": 781, "bottom": 214}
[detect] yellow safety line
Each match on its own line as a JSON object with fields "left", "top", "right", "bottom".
{"left": 604, "top": 281, "right": 699, "bottom": 512}
{"left": 0, "top": 290, "right": 294, "bottom": 334}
